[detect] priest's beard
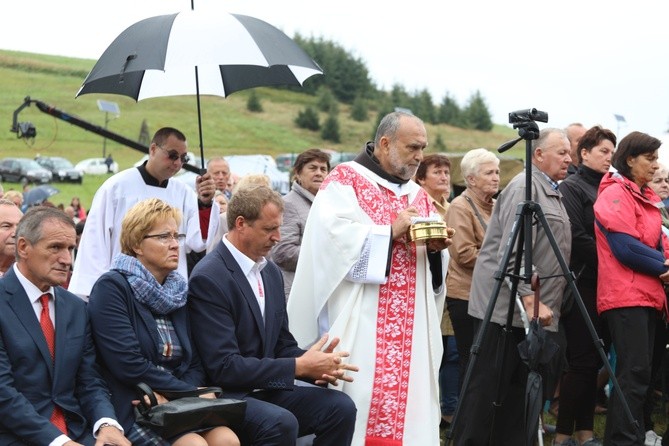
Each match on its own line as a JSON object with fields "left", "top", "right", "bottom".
{"left": 389, "top": 150, "right": 419, "bottom": 181}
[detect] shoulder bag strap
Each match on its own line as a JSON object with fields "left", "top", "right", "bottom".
{"left": 463, "top": 195, "right": 487, "bottom": 231}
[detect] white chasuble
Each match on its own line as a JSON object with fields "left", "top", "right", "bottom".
{"left": 288, "top": 161, "right": 446, "bottom": 446}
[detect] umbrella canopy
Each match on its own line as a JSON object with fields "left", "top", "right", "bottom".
{"left": 23, "top": 184, "right": 60, "bottom": 208}
{"left": 76, "top": 10, "right": 324, "bottom": 166}
{"left": 517, "top": 275, "right": 559, "bottom": 446}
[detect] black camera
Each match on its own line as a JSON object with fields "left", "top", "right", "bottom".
{"left": 508, "top": 108, "right": 548, "bottom": 124}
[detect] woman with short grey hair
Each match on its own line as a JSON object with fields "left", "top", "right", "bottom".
{"left": 445, "top": 148, "right": 500, "bottom": 383}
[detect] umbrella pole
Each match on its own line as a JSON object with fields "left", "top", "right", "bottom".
{"left": 194, "top": 66, "right": 206, "bottom": 172}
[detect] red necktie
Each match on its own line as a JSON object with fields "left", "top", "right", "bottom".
{"left": 39, "top": 293, "right": 67, "bottom": 435}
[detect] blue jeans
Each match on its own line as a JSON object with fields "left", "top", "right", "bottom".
{"left": 440, "top": 335, "right": 460, "bottom": 416}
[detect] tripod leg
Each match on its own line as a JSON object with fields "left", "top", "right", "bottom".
{"left": 446, "top": 202, "right": 528, "bottom": 444}
{"left": 531, "top": 204, "right": 642, "bottom": 439}
{"left": 492, "top": 223, "right": 525, "bottom": 410}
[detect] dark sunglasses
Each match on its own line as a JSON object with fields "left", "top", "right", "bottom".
{"left": 157, "top": 145, "right": 190, "bottom": 164}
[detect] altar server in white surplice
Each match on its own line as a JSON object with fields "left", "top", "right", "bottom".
{"left": 288, "top": 111, "right": 451, "bottom": 446}
{"left": 69, "top": 127, "right": 218, "bottom": 299}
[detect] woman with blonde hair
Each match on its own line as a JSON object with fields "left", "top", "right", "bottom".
{"left": 3, "top": 190, "right": 23, "bottom": 209}
{"left": 88, "top": 198, "right": 240, "bottom": 446}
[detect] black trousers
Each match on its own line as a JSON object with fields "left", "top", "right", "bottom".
{"left": 556, "top": 284, "right": 603, "bottom": 435}
{"left": 603, "top": 306, "right": 658, "bottom": 446}
{"left": 447, "top": 297, "right": 476, "bottom": 388}
{"left": 452, "top": 319, "right": 528, "bottom": 446}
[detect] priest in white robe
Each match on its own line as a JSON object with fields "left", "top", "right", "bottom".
{"left": 69, "top": 127, "right": 218, "bottom": 299}
{"left": 288, "top": 112, "right": 450, "bottom": 446}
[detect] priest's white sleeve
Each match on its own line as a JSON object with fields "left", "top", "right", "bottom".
{"left": 345, "top": 225, "right": 391, "bottom": 284}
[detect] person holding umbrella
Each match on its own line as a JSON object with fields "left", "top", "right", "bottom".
{"left": 69, "top": 127, "right": 218, "bottom": 300}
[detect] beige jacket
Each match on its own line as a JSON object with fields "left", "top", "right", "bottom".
{"left": 445, "top": 188, "right": 494, "bottom": 300}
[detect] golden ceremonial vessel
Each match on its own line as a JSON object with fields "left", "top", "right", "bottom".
{"left": 408, "top": 217, "right": 456, "bottom": 243}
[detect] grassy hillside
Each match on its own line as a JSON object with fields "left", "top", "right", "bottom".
{"left": 0, "top": 49, "right": 524, "bottom": 208}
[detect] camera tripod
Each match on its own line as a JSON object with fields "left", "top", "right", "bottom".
{"left": 445, "top": 114, "right": 639, "bottom": 445}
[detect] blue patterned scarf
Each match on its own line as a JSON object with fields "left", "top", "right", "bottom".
{"left": 111, "top": 253, "right": 188, "bottom": 315}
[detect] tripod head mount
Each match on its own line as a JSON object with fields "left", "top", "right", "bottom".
{"left": 498, "top": 108, "right": 547, "bottom": 153}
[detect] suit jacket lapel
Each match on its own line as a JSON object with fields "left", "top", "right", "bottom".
{"left": 53, "top": 288, "right": 72, "bottom": 382}
{"left": 4, "top": 269, "right": 54, "bottom": 375}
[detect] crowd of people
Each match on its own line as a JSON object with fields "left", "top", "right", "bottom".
{"left": 0, "top": 112, "right": 668, "bottom": 446}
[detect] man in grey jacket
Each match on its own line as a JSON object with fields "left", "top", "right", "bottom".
{"left": 453, "top": 128, "right": 572, "bottom": 445}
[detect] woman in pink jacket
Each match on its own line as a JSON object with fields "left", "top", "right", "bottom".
{"left": 593, "top": 131, "right": 669, "bottom": 446}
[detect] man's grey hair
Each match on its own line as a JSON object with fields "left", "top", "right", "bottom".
{"left": 374, "top": 111, "right": 421, "bottom": 146}
{"left": 532, "top": 128, "right": 568, "bottom": 151}
{"left": 207, "top": 156, "right": 229, "bottom": 168}
{"left": 16, "top": 207, "right": 75, "bottom": 249}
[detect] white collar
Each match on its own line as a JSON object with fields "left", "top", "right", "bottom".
{"left": 13, "top": 263, "right": 56, "bottom": 304}
{"left": 222, "top": 234, "right": 267, "bottom": 276}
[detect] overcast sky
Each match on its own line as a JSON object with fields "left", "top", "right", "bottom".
{"left": 3, "top": 0, "right": 669, "bottom": 151}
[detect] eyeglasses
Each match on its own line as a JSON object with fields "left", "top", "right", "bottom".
{"left": 157, "top": 145, "right": 190, "bottom": 164}
{"left": 143, "top": 232, "right": 187, "bottom": 245}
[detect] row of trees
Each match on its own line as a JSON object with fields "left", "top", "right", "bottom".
{"left": 245, "top": 35, "right": 495, "bottom": 142}
{"left": 293, "top": 35, "right": 494, "bottom": 132}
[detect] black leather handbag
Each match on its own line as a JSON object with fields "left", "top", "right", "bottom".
{"left": 134, "top": 382, "right": 246, "bottom": 439}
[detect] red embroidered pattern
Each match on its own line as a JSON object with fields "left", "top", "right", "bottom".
{"left": 326, "top": 165, "right": 431, "bottom": 445}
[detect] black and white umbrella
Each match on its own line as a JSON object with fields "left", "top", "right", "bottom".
{"left": 76, "top": 10, "right": 323, "bottom": 167}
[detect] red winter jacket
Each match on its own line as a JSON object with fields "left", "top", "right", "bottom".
{"left": 593, "top": 172, "right": 669, "bottom": 314}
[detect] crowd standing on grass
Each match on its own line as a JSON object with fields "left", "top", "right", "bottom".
{"left": 3, "top": 113, "right": 669, "bottom": 445}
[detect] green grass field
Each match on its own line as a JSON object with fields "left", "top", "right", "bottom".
{"left": 439, "top": 394, "right": 669, "bottom": 445}
{"left": 0, "top": 49, "right": 526, "bottom": 209}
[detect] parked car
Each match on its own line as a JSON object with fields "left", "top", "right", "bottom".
{"left": 0, "top": 157, "right": 52, "bottom": 185}
{"left": 35, "top": 156, "right": 83, "bottom": 183}
{"left": 75, "top": 157, "right": 119, "bottom": 175}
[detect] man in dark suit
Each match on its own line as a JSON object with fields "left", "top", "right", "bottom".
{"left": 0, "top": 207, "right": 130, "bottom": 446}
{"left": 188, "top": 185, "right": 358, "bottom": 446}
